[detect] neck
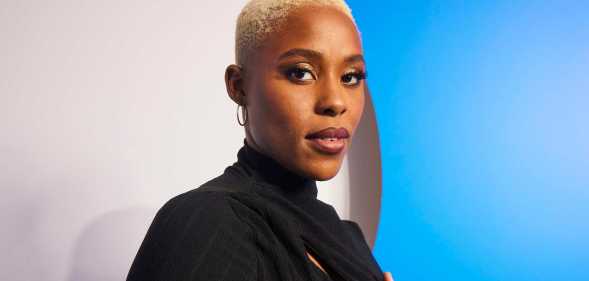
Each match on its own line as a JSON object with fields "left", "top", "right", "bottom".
{"left": 236, "top": 139, "right": 318, "bottom": 201}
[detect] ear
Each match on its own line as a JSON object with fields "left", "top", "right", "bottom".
{"left": 225, "top": 64, "right": 246, "bottom": 106}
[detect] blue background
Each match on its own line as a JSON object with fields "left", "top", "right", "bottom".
{"left": 347, "top": 1, "right": 589, "bottom": 280}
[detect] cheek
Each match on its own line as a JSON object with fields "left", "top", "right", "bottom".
{"left": 255, "top": 81, "right": 314, "bottom": 138}
{"left": 349, "top": 91, "right": 366, "bottom": 132}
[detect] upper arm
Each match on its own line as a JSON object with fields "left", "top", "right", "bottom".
{"left": 341, "top": 219, "right": 384, "bottom": 275}
{"left": 127, "top": 191, "right": 258, "bottom": 281}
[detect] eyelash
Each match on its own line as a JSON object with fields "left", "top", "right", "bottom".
{"left": 285, "top": 66, "right": 315, "bottom": 82}
{"left": 284, "top": 66, "right": 367, "bottom": 86}
{"left": 341, "top": 71, "right": 368, "bottom": 86}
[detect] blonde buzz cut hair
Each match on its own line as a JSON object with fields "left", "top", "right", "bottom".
{"left": 235, "top": 0, "right": 358, "bottom": 66}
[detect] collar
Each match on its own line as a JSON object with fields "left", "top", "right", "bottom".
{"left": 235, "top": 138, "right": 318, "bottom": 201}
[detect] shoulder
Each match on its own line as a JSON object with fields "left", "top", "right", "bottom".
{"left": 127, "top": 185, "right": 260, "bottom": 281}
{"left": 154, "top": 185, "right": 254, "bottom": 236}
{"left": 340, "top": 219, "right": 373, "bottom": 252}
{"left": 341, "top": 219, "right": 365, "bottom": 240}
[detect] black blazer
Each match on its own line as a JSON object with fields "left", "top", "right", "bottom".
{"left": 127, "top": 140, "right": 384, "bottom": 281}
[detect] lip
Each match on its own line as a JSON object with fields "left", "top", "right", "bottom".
{"left": 305, "top": 127, "right": 350, "bottom": 155}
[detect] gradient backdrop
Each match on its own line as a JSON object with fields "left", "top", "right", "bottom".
{"left": 2, "top": 1, "right": 587, "bottom": 281}
{"left": 347, "top": 1, "right": 589, "bottom": 280}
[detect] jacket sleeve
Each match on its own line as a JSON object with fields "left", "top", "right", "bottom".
{"left": 126, "top": 190, "right": 258, "bottom": 281}
{"left": 341, "top": 220, "right": 384, "bottom": 276}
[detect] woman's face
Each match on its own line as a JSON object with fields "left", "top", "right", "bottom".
{"left": 228, "top": 5, "right": 366, "bottom": 181}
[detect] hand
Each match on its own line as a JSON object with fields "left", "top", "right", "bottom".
{"left": 384, "top": 272, "right": 394, "bottom": 281}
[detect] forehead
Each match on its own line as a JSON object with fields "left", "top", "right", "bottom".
{"left": 261, "top": 5, "right": 363, "bottom": 61}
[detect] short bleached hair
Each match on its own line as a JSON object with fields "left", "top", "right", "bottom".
{"left": 235, "top": 0, "right": 358, "bottom": 66}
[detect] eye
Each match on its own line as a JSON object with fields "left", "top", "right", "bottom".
{"left": 341, "top": 71, "right": 367, "bottom": 86}
{"left": 285, "top": 66, "right": 316, "bottom": 82}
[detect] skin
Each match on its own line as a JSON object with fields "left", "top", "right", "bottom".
{"left": 226, "top": 5, "right": 365, "bottom": 181}
{"left": 225, "top": 4, "right": 393, "bottom": 280}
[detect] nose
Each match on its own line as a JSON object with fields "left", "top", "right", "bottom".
{"left": 315, "top": 75, "right": 347, "bottom": 117}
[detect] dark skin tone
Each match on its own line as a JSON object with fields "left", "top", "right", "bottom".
{"left": 226, "top": 5, "right": 365, "bottom": 181}
{"left": 225, "top": 4, "right": 394, "bottom": 281}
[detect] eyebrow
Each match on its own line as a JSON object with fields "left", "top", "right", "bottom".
{"left": 276, "top": 48, "right": 365, "bottom": 64}
{"left": 344, "top": 54, "right": 365, "bottom": 64}
{"left": 277, "top": 48, "right": 322, "bottom": 62}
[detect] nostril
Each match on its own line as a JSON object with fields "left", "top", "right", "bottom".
{"left": 323, "top": 108, "right": 336, "bottom": 116}
{"left": 322, "top": 107, "right": 345, "bottom": 116}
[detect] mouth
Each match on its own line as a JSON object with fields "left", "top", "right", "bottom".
{"left": 304, "top": 127, "right": 350, "bottom": 155}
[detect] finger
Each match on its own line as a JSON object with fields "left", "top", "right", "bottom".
{"left": 384, "top": 271, "right": 394, "bottom": 281}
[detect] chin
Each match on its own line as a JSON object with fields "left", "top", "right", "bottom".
{"left": 305, "top": 161, "right": 342, "bottom": 181}
{"left": 293, "top": 146, "right": 345, "bottom": 181}
{"left": 313, "top": 171, "right": 338, "bottom": 181}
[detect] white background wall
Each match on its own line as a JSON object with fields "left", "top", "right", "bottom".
{"left": 0, "top": 1, "right": 378, "bottom": 281}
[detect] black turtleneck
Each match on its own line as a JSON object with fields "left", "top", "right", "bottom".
{"left": 127, "top": 139, "right": 384, "bottom": 281}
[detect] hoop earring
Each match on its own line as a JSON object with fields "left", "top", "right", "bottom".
{"left": 236, "top": 104, "right": 248, "bottom": 126}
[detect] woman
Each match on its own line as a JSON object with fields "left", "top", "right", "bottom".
{"left": 127, "top": 0, "right": 393, "bottom": 280}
